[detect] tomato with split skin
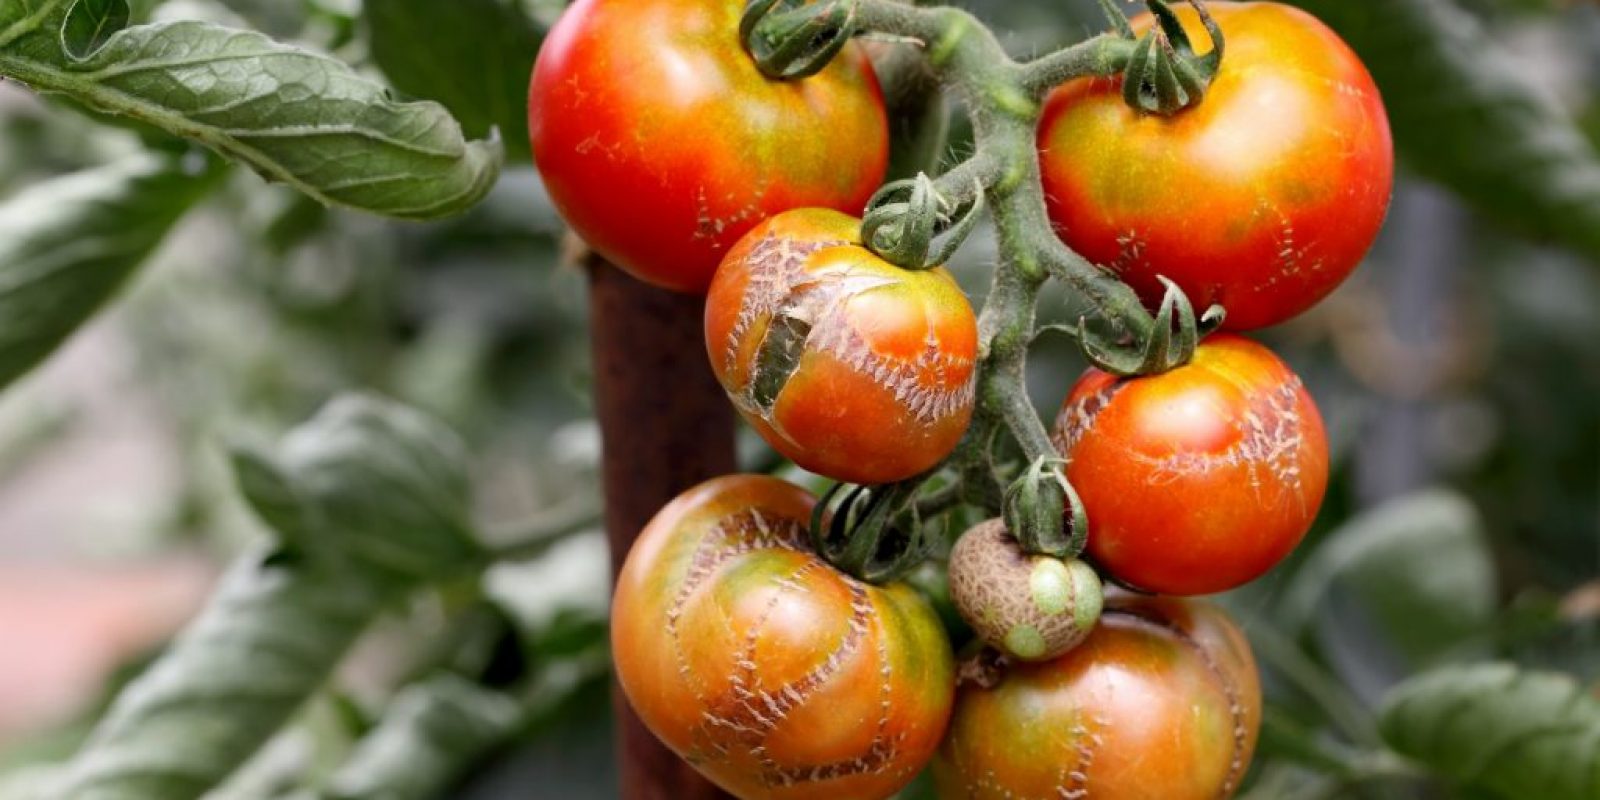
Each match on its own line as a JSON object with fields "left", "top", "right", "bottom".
{"left": 1052, "top": 334, "right": 1329, "bottom": 596}
{"left": 705, "top": 208, "right": 978, "bottom": 485}
{"left": 1038, "top": 1, "right": 1393, "bottom": 330}
{"left": 529, "top": 0, "right": 889, "bottom": 293}
{"left": 935, "top": 594, "right": 1262, "bottom": 800}
{"left": 612, "top": 474, "right": 956, "bottom": 800}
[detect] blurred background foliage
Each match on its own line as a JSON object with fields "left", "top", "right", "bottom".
{"left": 0, "top": 0, "right": 1595, "bottom": 798}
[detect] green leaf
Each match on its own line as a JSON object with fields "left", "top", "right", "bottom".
{"left": 0, "top": 151, "right": 216, "bottom": 393}
{"left": 1380, "top": 663, "right": 1600, "bottom": 800}
{"left": 1288, "top": 0, "right": 1600, "bottom": 261}
{"left": 318, "top": 675, "right": 522, "bottom": 800}
{"left": 55, "top": 546, "right": 400, "bottom": 800}
{"left": 0, "top": 4, "right": 502, "bottom": 219}
{"left": 237, "top": 393, "right": 485, "bottom": 581}
{"left": 1281, "top": 489, "right": 1496, "bottom": 668}
{"left": 52, "top": 396, "right": 492, "bottom": 800}
{"left": 61, "top": 0, "right": 130, "bottom": 58}
{"left": 362, "top": 0, "right": 541, "bottom": 162}
{"left": 319, "top": 655, "right": 608, "bottom": 800}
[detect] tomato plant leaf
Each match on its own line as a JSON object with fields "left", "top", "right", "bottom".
{"left": 1289, "top": 0, "right": 1600, "bottom": 261}
{"left": 1281, "top": 489, "right": 1496, "bottom": 670}
{"left": 60, "top": 0, "right": 129, "bottom": 58}
{"left": 1379, "top": 663, "right": 1600, "bottom": 800}
{"left": 0, "top": 2, "right": 502, "bottom": 220}
{"left": 238, "top": 393, "right": 485, "bottom": 580}
{"left": 53, "top": 546, "right": 400, "bottom": 800}
{"left": 50, "top": 395, "right": 490, "bottom": 800}
{"left": 321, "top": 675, "right": 524, "bottom": 800}
{"left": 362, "top": 0, "right": 541, "bottom": 162}
{"left": 0, "top": 151, "right": 218, "bottom": 394}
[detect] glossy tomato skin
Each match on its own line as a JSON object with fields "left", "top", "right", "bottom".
{"left": 1052, "top": 334, "right": 1328, "bottom": 595}
{"left": 529, "top": 0, "right": 889, "bottom": 293}
{"left": 934, "top": 595, "right": 1262, "bottom": 800}
{"left": 612, "top": 475, "right": 956, "bottom": 800}
{"left": 706, "top": 209, "right": 978, "bottom": 485}
{"left": 1038, "top": 2, "right": 1393, "bottom": 330}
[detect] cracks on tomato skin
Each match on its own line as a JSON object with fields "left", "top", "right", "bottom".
{"left": 1051, "top": 380, "right": 1124, "bottom": 461}
{"left": 668, "top": 508, "right": 808, "bottom": 706}
{"left": 1056, "top": 375, "right": 1310, "bottom": 511}
{"left": 1054, "top": 713, "right": 1109, "bottom": 799}
{"left": 667, "top": 506, "right": 906, "bottom": 789}
{"left": 693, "top": 185, "right": 764, "bottom": 246}
{"left": 728, "top": 232, "right": 976, "bottom": 429}
{"left": 1108, "top": 608, "right": 1253, "bottom": 800}
{"left": 1134, "top": 377, "right": 1309, "bottom": 508}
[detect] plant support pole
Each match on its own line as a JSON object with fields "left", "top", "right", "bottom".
{"left": 586, "top": 254, "right": 738, "bottom": 800}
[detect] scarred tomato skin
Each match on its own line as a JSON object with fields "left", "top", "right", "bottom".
{"left": 1052, "top": 334, "right": 1328, "bottom": 596}
{"left": 1038, "top": 2, "right": 1393, "bottom": 330}
{"left": 934, "top": 595, "right": 1262, "bottom": 800}
{"left": 706, "top": 209, "right": 978, "bottom": 485}
{"left": 612, "top": 475, "right": 956, "bottom": 800}
{"left": 529, "top": 0, "right": 889, "bottom": 293}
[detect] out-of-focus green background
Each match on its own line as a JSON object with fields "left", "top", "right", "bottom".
{"left": 0, "top": 0, "right": 1596, "bottom": 798}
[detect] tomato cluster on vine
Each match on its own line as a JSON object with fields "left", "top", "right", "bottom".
{"left": 529, "top": 0, "right": 1391, "bottom": 797}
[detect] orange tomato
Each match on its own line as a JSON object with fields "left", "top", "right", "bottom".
{"left": 1053, "top": 334, "right": 1328, "bottom": 595}
{"left": 1039, "top": 2, "right": 1393, "bottom": 329}
{"left": 706, "top": 209, "right": 978, "bottom": 485}
{"left": 529, "top": 0, "right": 888, "bottom": 293}
{"left": 935, "top": 595, "right": 1262, "bottom": 800}
{"left": 612, "top": 475, "right": 956, "bottom": 799}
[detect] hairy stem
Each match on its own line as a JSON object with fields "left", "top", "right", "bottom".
{"left": 855, "top": 0, "right": 1155, "bottom": 486}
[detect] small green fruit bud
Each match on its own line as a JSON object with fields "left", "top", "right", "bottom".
{"left": 948, "top": 519, "right": 1104, "bottom": 662}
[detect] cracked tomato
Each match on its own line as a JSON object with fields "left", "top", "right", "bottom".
{"left": 1038, "top": 2, "right": 1393, "bottom": 330}
{"left": 935, "top": 594, "right": 1262, "bottom": 800}
{"left": 612, "top": 474, "right": 956, "bottom": 800}
{"left": 1051, "top": 334, "right": 1328, "bottom": 595}
{"left": 705, "top": 209, "right": 978, "bottom": 485}
{"left": 529, "top": 0, "right": 889, "bottom": 293}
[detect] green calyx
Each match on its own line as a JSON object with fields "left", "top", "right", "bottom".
{"left": 1002, "top": 456, "right": 1088, "bottom": 558}
{"left": 809, "top": 478, "right": 931, "bottom": 584}
{"left": 861, "top": 172, "right": 985, "bottom": 271}
{"left": 1043, "top": 276, "right": 1226, "bottom": 376}
{"left": 741, "top": 0, "right": 860, "bottom": 80}
{"left": 1101, "top": 0, "right": 1226, "bottom": 116}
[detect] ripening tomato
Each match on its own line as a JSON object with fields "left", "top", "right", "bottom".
{"left": 705, "top": 209, "right": 978, "bottom": 485}
{"left": 1038, "top": 2, "right": 1393, "bottom": 330}
{"left": 1053, "top": 334, "right": 1328, "bottom": 595}
{"left": 935, "top": 595, "right": 1262, "bottom": 800}
{"left": 529, "top": 0, "right": 889, "bottom": 293}
{"left": 612, "top": 475, "right": 956, "bottom": 800}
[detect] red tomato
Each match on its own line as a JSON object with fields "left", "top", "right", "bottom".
{"left": 1038, "top": 2, "right": 1393, "bottom": 330}
{"left": 1052, "top": 334, "right": 1328, "bottom": 595}
{"left": 529, "top": 0, "right": 889, "bottom": 293}
{"left": 612, "top": 475, "right": 956, "bottom": 800}
{"left": 935, "top": 594, "right": 1262, "bottom": 800}
{"left": 705, "top": 209, "right": 978, "bottom": 485}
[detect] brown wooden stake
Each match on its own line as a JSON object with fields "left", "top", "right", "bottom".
{"left": 587, "top": 254, "right": 737, "bottom": 800}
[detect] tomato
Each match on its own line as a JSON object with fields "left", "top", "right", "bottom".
{"left": 946, "top": 519, "right": 1103, "bottom": 662}
{"left": 612, "top": 475, "right": 956, "bottom": 800}
{"left": 1038, "top": 2, "right": 1393, "bottom": 330}
{"left": 528, "top": 0, "right": 889, "bottom": 293}
{"left": 934, "top": 595, "right": 1262, "bottom": 800}
{"left": 705, "top": 209, "right": 978, "bottom": 485}
{"left": 1052, "top": 334, "right": 1328, "bottom": 595}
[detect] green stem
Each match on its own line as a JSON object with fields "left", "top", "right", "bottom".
{"left": 1017, "top": 33, "right": 1135, "bottom": 97}
{"left": 855, "top": 0, "right": 1159, "bottom": 471}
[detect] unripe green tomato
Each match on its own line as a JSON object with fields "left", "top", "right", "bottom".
{"left": 946, "top": 519, "right": 1103, "bottom": 662}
